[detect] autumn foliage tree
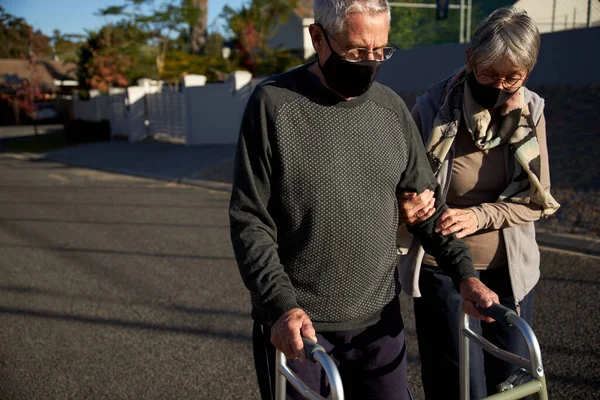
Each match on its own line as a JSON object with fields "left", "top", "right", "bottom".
{"left": 0, "top": 7, "right": 49, "bottom": 124}
{"left": 77, "top": 22, "right": 149, "bottom": 92}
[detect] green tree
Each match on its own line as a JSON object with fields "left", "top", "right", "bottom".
{"left": 203, "top": 32, "right": 225, "bottom": 57}
{"left": 389, "top": 1, "right": 487, "bottom": 49}
{"left": 220, "top": 0, "right": 299, "bottom": 74}
{"left": 98, "top": 0, "right": 205, "bottom": 75}
{"left": 51, "top": 29, "right": 83, "bottom": 62}
{"left": 0, "top": 6, "right": 52, "bottom": 59}
{"left": 77, "top": 22, "right": 151, "bottom": 91}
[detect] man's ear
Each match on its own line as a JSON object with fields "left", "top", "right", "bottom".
{"left": 309, "top": 24, "right": 323, "bottom": 53}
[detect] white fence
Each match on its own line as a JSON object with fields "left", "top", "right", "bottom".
{"left": 72, "top": 71, "right": 254, "bottom": 146}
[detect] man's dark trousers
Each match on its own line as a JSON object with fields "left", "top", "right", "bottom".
{"left": 252, "top": 297, "right": 411, "bottom": 400}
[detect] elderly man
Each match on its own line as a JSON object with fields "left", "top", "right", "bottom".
{"left": 229, "top": 0, "right": 499, "bottom": 398}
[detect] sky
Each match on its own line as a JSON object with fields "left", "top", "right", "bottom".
{"left": 0, "top": 0, "right": 245, "bottom": 37}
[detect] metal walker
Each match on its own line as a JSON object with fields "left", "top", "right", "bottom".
{"left": 275, "top": 338, "right": 345, "bottom": 400}
{"left": 460, "top": 304, "right": 549, "bottom": 400}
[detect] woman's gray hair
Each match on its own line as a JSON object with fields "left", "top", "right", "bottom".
{"left": 314, "top": 0, "right": 391, "bottom": 35}
{"left": 469, "top": 7, "right": 541, "bottom": 72}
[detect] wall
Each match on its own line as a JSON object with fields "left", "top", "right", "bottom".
{"left": 185, "top": 81, "right": 253, "bottom": 146}
{"left": 377, "top": 27, "right": 600, "bottom": 93}
{"left": 72, "top": 94, "right": 110, "bottom": 122}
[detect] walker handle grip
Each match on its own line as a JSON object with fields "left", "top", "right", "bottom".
{"left": 477, "top": 303, "right": 518, "bottom": 327}
{"left": 303, "top": 338, "right": 326, "bottom": 363}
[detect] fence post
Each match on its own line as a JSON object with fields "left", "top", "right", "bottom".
{"left": 127, "top": 86, "right": 147, "bottom": 143}
{"left": 183, "top": 75, "right": 207, "bottom": 147}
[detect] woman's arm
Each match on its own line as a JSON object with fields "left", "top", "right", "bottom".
{"left": 467, "top": 114, "right": 552, "bottom": 230}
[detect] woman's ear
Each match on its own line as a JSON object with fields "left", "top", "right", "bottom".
{"left": 465, "top": 48, "right": 472, "bottom": 73}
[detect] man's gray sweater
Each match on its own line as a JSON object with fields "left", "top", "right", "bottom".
{"left": 229, "top": 64, "right": 476, "bottom": 332}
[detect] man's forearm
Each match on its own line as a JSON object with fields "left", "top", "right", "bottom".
{"left": 408, "top": 200, "right": 477, "bottom": 288}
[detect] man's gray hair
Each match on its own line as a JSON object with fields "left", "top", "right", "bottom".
{"left": 314, "top": 0, "right": 391, "bottom": 35}
{"left": 469, "top": 7, "right": 541, "bottom": 72}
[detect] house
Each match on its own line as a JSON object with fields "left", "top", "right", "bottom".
{"left": 269, "top": 0, "right": 316, "bottom": 60}
{"left": 0, "top": 59, "right": 79, "bottom": 95}
{"left": 0, "top": 59, "right": 79, "bottom": 124}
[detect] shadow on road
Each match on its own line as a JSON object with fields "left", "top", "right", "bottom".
{"left": 0, "top": 242, "right": 234, "bottom": 261}
{"left": 0, "top": 305, "right": 252, "bottom": 342}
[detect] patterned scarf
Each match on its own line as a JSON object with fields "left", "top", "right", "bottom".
{"left": 425, "top": 69, "right": 560, "bottom": 217}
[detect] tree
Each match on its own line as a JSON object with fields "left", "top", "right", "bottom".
{"left": 0, "top": 6, "right": 52, "bottom": 59}
{"left": 389, "top": 1, "right": 486, "bottom": 49}
{"left": 204, "top": 32, "right": 225, "bottom": 57}
{"left": 98, "top": 0, "right": 205, "bottom": 75}
{"left": 76, "top": 23, "right": 147, "bottom": 92}
{"left": 50, "top": 29, "right": 83, "bottom": 62}
{"left": 220, "top": 0, "right": 299, "bottom": 74}
{"left": 188, "top": 0, "right": 207, "bottom": 54}
{"left": 0, "top": 7, "right": 47, "bottom": 127}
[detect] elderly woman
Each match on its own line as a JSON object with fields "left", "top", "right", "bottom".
{"left": 397, "top": 7, "right": 559, "bottom": 399}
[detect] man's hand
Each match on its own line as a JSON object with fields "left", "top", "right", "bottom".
{"left": 460, "top": 277, "right": 500, "bottom": 323}
{"left": 398, "top": 189, "right": 436, "bottom": 225}
{"left": 271, "top": 308, "right": 317, "bottom": 363}
{"left": 435, "top": 208, "right": 479, "bottom": 239}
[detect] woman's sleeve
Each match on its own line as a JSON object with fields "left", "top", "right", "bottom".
{"left": 410, "top": 104, "right": 423, "bottom": 137}
{"left": 468, "top": 114, "right": 551, "bottom": 230}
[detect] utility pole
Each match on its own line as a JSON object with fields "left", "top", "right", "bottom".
{"left": 551, "top": 0, "right": 557, "bottom": 32}
{"left": 466, "top": 0, "right": 472, "bottom": 42}
{"left": 587, "top": 0, "right": 593, "bottom": 28}
{"left": 459, "top": 0, "right": 465, "bottom": 43}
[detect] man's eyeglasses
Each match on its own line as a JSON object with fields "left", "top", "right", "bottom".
{"left": 322, "top": 27, "right": 396, "bottom": 62}
{"left": 474, "top": 67, "right": 527, "bottom": 90}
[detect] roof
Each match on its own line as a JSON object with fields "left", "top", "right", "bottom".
{"left": 294, "top": 0, "right": 314, "bottom": 19}
{"left": 0, "top": 59, "right": 78, "bottom": 91}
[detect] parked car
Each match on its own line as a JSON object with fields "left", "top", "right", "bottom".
{"left": 29, "top": 102, "right": 58, "bottom": 121}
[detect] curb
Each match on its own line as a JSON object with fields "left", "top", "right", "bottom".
{"left": 42, "top": 155, "right": 234, "bottom": 193}
{"left": 30, "top": 153, "right": 600, "bottom": 257}
{"left": 179, "top": 177, "right": 232, "bottom": 192}
{"left": 536, "top": 231, "right": 600, "bottom": 257}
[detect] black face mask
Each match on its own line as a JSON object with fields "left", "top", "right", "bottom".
{"left": 466, "top": 72, "right": 517, "bottom": 109}
{"left": 318, "top": 32, "right": 381, "bottom": 98}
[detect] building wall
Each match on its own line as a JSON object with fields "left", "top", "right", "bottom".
{"left": 377, "top": 27, "right": 600, "bottom": 93}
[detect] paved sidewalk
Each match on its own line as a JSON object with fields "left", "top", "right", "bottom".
{"left": 46, "top": 139, "right": 236, "bottom": 191}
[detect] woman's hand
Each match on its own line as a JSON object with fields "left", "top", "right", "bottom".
{"left": 435, "top": 208, "right": 479, "bottom": 239}
{"left": 397, "top": 189, "right": 436, "bottom": 225}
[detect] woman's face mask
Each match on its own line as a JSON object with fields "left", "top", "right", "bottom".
{"left": 466, "top": 72, "right": 518, "bottom": 109}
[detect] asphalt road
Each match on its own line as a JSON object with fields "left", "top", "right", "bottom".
{"left": 0, "top": 152, "right": 598, "bottom": 400}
